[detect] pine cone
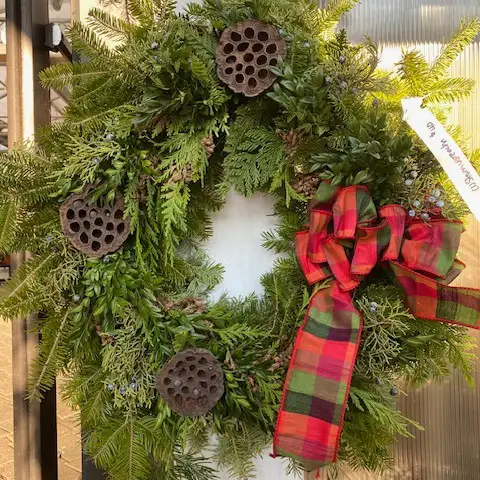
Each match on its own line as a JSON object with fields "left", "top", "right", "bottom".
{"left": 201, "top": 135, "right": 215, "bottom": 158}
{"left": 162, "top": 297, "right": 207, "bottom": 314}
{"left": 182, "top": 165, "right": 194, "bottom": 183}
{"left": 247, "top": 376, "right": 258, "bottom": 393}
{"left": 276, "top": 128, "right": 303, "bottom": 156}
{"left": 150, "top": 156, "right": 160, "bottom": 167}
{"left": 291, "top": 173, "right": 320, "bottom": 199}
{"left": 168, "top": 164, "right": 194, "bottom": 184}
{"left": 163, "top": 301, "right": 176, "bottom": 312}
{"left": 268, "top": 344, "right": 294, "bottom": 372}
{"left": 224, "top": 351, "right": 236, "bottom": 370}
{"left": 182, "top": 297, "right": 207, "bottom": 314}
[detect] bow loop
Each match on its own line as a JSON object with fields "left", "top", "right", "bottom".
{"left": 296, "top": 231, "right": 332, "bottom": 285}
{"left": 301, "top": 184, "right": 396, "bottom": 288}
{"left": 332, "top": 186, "right": 377, "bottom": 239}
{"left": 322, "top": 235, "right": 359, "bottom": 291}
{"left": 309, "top": 182, "right": 341, "bottom": 211}
{"left": 351, "top": 221, "right": 391, "bottom": 277}
{"left": 378, "top": 205, "right": 407, "bottom": 261}
{"left": 307, "top": 210, "right": 332, "bottom": 264}
{"left": 401, "top": 220, "right": 464, "bottom": 279}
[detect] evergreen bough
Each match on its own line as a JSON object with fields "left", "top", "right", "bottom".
{"left": 1, "top": 1, "right": 479, "bottom": 478}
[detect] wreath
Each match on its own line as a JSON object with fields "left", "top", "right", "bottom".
{"left": 1, "top": 1, "right": 480, "bottom": 479}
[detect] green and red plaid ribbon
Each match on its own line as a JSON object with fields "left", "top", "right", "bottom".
{"left": 273, "top": 183, "right": 480, "bottom": 471}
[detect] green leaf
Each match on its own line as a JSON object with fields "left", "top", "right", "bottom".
{"left": 353, "top": 170, "right": 370, "bottom": 185}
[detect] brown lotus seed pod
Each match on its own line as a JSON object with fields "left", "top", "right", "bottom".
{"left": 216, "top": 19, "right": 286, "bottom": 97}
{"left": 60, "top": 184, "right": 130, "bottom": 258}
{"left": 156, "top": 348, "right": 224, "bottom": 417}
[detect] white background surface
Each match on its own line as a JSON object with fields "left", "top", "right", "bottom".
{"left": 204, "top": 191, "right": 278, "bottom": 301}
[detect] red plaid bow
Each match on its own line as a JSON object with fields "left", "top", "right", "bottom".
{"left": 273, "top": 183, "right": 480, "bottom": 471}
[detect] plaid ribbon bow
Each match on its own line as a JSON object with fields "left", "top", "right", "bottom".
{"left": 273, "top": 183, "right": 480, "bottom": 471}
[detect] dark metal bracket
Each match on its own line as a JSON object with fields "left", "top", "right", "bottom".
{"left": 44, "top": 23, "right": 78, "bottom": 62}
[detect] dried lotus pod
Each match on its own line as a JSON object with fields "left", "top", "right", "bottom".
{"left": 60, "top": 184, "right": 130, "bottom": 258}
{"left": 216, "top": 19, "right": 286, "bottom": 97}
{"left": 156, "top": 348, "right": 224, "bottom": 417}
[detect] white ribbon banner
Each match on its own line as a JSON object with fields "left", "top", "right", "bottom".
{"left": 402, "top": 97, "right": 480, "bottom": 221}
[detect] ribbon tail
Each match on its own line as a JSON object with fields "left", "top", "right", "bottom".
{"left": 273, "top": 281, "right": 363, "bottom": 471}
{"left": 389, "top": 261, "right": 480, "bottom": 329}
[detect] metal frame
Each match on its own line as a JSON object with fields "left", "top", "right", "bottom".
{"left": 5, "top": 0, "right": 58, "bottom": 478}
{"left": 0, "top": 6, "right": 70, "bottom": 150}
{"left": 45, "top": 22, "right": 75, "bottom": 62}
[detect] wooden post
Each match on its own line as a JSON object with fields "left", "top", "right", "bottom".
{"left": 5, "top": 0, "right": 58, "bottom": 479}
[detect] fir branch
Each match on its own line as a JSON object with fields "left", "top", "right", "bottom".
{"left": 116, "top": 421, "right": 142, "bottom": 480}
{"left": 317, "top": 0, "right": 360, "bottom": 38}
{"left": 349, "top": 387, "right": 423, "bottom": 437}
{"left": 0, "top": 147, "right": 56, "bottom": 202}
{"left": 66, "top": 103, "right": 136, "bottom": 130}
{"left": 62, "top": 365, "right": 114, "bottom": 427}
{"left": 27, "top": 308, "right": 73, "bottom": 401}
{"left": 285, "top": 458, "right": 305, "bottom": 478}
{"left": 87, "top": 417, "right": 130, "bottom": 465}
{"left": 127, "top": 0, "right": 155, "bottom": 25}
{"left": 68, "top": 21, "right": 116, "bottom": 59}
{"left": 165, "top": 453, "right": 217, "bottom": 480}
{"left": 214, "top": 324, "right": 268, "bottom": 347}
{"left": 86, "top": 415, "right": 179, "bottom": 480}
{"left": 431, "top": 18, "right": 480, "bottom": 79}
{"left": 183, "top": 251, "right": 224, "bottom": 296}
{"left": 397, "top": 49, "right": 431, "bottom": 95}
{"left": 39, "top": 62, "right": 114, "bottom": 91}
{"left": 0, "top": 253, "right": 62, "bottom": 319}
{"left": 81, "top": 379, "right": 114, "bottom": 427}
{"left": 127, "top": 0, "right": 175, "bottom": 26}
{"left": 213, "top": 425, "right": 270, "bottom": 480}
{"left": 0, "top": 200, "right": 19, "bottom": 254}
{"left": 424, "top": 77, "right": 475, "bottom": 104}
{"left": 87, "top": 7, "right": 134, "bottom": 42}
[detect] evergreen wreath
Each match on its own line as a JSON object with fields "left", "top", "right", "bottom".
{"left": 1, "top": 0, "right": 480, "bottom": 478}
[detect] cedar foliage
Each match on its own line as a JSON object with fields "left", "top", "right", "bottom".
{"left": 1, "top": 0, "right": 478, "bottom": 478}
